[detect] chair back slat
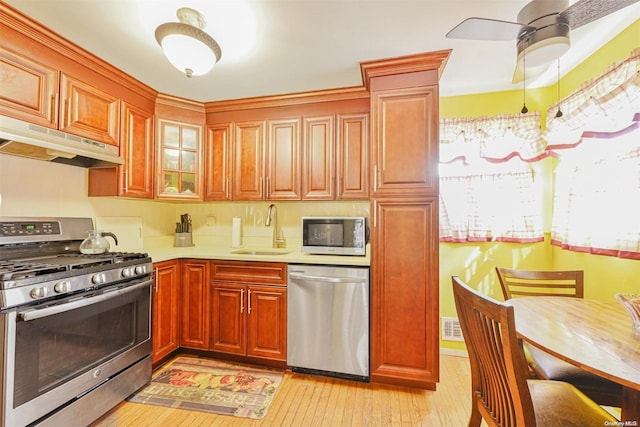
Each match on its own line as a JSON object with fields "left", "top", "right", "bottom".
{"left": 452, "top": 276, "right": 536, "bottom": 426}
{"left": 495, "top": 268, "right": 584, "bottom": 300}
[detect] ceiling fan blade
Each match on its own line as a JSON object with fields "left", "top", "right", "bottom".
{"left": 560, "top": 0, "right": 640, "bottom": 29}
{"left": 446, "top": 17, "right": 533, "bottom": 41}
{"left": 512, "top": 61, "right": 552, "bottom": 84}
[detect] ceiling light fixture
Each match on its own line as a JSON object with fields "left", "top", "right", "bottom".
{"left": 155, "top": 7, "right": 222, "bottom": 78}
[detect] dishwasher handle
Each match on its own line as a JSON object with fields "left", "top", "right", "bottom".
{"left": 289, "top": 272, "right": 368, "bottom": 284}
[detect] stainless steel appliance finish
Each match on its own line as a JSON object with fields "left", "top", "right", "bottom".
{"left": 287, "top": 264, "right": 369, "bottom": 381}
{"left": 0, "top": 217, "right": 152, "bottom": 427}
{"left": 301, "top": 216, "right": 368, "bottom": 256}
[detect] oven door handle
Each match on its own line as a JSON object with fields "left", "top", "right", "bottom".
{"left": 19, "top": 279, "right": 152, "bottom": 321}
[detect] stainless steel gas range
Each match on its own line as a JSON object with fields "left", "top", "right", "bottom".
{"left": 0, "top": 217, "right": 152, "bottom": 427}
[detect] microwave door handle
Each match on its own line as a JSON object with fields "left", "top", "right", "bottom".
{"left": 289, "top": 273, "right": 368, "bottom": 284}
{"left": 19, "top": 279, "right": 152, "bottom": 321}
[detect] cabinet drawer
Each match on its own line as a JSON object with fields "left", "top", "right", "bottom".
{"left": 211, "top": 260, "right": 287, "bottom": 286}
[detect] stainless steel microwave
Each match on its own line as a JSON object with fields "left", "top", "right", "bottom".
{"left": 301, "top": 217, "right": 369, "bottom": 256}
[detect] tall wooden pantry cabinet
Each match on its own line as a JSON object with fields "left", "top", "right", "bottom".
{"left": 362, "top": 50, "right": 450, "bottom": 389}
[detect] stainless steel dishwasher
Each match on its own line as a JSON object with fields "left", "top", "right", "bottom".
{"left": 287, "top": 264, "right": 370, "bottom": 381}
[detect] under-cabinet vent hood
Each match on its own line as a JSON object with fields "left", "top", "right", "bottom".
{"left": 0, "top": 115, "right": 124, "bottom": 168}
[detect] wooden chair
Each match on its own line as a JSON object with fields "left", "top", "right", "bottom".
{"left": 451, "top": 276, "right": 618, "bottom": 426}
{"left": 495, "top": 267, "right": 622, "bottom": 408}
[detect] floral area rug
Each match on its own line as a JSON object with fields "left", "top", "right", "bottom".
{"left": 127, "top": 356, "right": 283, "bottom": 419}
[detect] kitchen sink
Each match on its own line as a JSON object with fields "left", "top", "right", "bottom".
{"left": 231, "top": 248, "right": 293, "bottom": 256}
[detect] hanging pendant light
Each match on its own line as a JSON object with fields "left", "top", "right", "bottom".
{"left": 155, "top": 8, "right": 222, "bottom": 78}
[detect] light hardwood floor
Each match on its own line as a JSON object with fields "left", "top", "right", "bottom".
{"left": 91, "top": 354, "right": 473, "bottom": 427}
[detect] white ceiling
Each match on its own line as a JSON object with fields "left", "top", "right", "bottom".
{"left": 5, "top": 0, "right": 639, "bottom": 102}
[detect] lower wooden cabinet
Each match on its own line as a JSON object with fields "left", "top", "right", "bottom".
{"left": 180, "top": 259, "right": 210, "bottom": 350}
{"left": 210, "top": 261, "right": 287, "bottom": 361}
{"left": 151, "top": 259, "right": 287, "bottom": 364}
{"left": 152, "top": 260, "right": 180, "bottom": 363}
{"left": 370, "top": 197, "right": 439, "bottom": 388}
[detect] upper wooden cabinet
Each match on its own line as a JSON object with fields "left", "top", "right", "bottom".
{"left": 302, "top": 115, "right": 334, "bottom": 200}
{"left": 0, "top": 48, "right": 120, "bottom": 146}
{"left": 88, "top": 101, "right": 154, "bottom": 198}
{"left": 205, "top": 123, "right": 232, "bottom": 201}
{"left": 232, "top": 119, "right": 300, "bottom": 201}
{"left": 0, "top": 46, "right": 59, "bottom": 127}
{"left": 59, "top": 73, "right": 120, "bottom": 146}
{"left": 232, "top": 120, "right": 265, "bottom": 200}
{"left": 156, "top": 118, "right": 204, "bottom": 200}
{"left": 300, "top": 113, "right": 369, "bottom": 201}
{"left": 267, "top": 118, "right": 301, "bottom": 200}
{"left": 370, "top": 86, "right": 438, "bottom": 197}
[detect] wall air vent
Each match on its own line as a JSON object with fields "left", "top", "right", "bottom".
{"left": 442, "top": 317, "right": 464, "bottom": 341}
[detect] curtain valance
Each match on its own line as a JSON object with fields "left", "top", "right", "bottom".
{"left": 440, "top": 113, "right": 545, "bottom": 164}
{"left": 544, "top": 48, "right": 640, "bottom": 149}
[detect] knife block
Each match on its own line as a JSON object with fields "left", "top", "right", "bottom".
{"left": 174, "top": 232, "right": 194, "bottom": 247}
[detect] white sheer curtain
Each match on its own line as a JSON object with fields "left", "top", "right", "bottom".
{"left": 439, "top": 114, "right": 545, "bottom": 242}
{"left": 546, "top": 49, "right": 640, "bottom": 260}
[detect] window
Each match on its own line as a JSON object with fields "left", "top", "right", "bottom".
{"left": 545, "top": 49, "right": 639, "bottom": 260}
{"left": 439, "top": 114, "right": 545, "bottom": 242}
{"left": 550, "top": 125, "right": 640, "bottom": 259}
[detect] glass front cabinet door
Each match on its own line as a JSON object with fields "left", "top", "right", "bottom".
{"left": 157, "top": 118, "right": 204, "bottom": 200}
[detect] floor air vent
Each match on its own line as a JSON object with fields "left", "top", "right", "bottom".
{"left": 442, "top": 317, "right": 464, "bottom": 341}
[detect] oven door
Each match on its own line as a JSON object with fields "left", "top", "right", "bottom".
{"left": 1, "top": 277, "right": 152, "bottom": 427}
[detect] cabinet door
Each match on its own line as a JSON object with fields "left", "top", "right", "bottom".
{"left": 211, "top": 283, "right": 246, "bottom": 355}
{"left": 302, "top": 115, "right": 334, "bottom": 200}
{"left": 233, "top": 120, "right": 265, "bottom": 200}
{"left": 266, "top": 118, "right": 300, "bottom": 200}
{"left": 337, "top": 113, "right": 369, "bottom": 200}
{"left": 152, "top": 260, "right": 180, "bottom": 363}
{"left": 88, "top": 103, "right": 154, "bottom": 198}
{"left": 59, "top": 73, "right": 120, "bottom": 146}
{"left": 370, "top": 198, "right": 439, "bottom": 387}
{"left": 371, "top": 86, "right": 438, "bottom": 196}
{"left": 156, "top": 118, "right": 204, "bottom": 200}
{"left": 121, "top": 103, "right": 154, "bottom": 198}
{"left": 205, "top": 123, "right": 232, "bottom": 200}
{"left": 180, "top": 260, "right": 210, "bottom": 350}
{"left": 0, "top": 46, "right": 59, "bottom": 128}
{"left": 247, "top": 285, "right": 287, "bottom": 361}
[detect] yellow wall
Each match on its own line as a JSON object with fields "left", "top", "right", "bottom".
{"left": 438, "top": 20, "right": 640, "bottom": 351}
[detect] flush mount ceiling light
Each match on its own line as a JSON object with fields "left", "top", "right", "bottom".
{"left": 155, "top": 7, "right": 222, "bottom": 78}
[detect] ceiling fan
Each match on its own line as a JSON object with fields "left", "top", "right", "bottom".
{"left": 446, "top": 0, "right": 639, "bottom": 83}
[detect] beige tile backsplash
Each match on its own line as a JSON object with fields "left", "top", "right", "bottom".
{"left": 0, "top": 155, "right": 369, "bottom": 248}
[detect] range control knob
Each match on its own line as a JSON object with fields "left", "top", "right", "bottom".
{"left": 53, "top": 281, "right": 71, "bottom": 293}
{"left": 121, "top": 268, "right": 135, "bottom": 278}
{"left": 30, "top": 287, "right": 48, "bottom": 299}
{"left": 134, "top": 265, "right": 147, "bottom": 275}
{"left": 92, "top": 273, "right": 107, "bottom": 285}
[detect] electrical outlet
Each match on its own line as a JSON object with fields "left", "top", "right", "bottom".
{"left": 206, "top": 215, "right": 217, "bottom": 226}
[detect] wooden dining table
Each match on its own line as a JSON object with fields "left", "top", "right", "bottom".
{"left": 505, "top": 296, "right": 640, "bottom": 422}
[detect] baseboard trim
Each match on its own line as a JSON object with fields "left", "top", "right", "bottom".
{"left": 440, "top": 348, "right": 468, "bottom": 358}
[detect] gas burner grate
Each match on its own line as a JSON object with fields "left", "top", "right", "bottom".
{"left": 0, "top": 260, "right": 68, "bottom": 281}
{"left": 0, "top": 252, "right": 150, "bottom": 282}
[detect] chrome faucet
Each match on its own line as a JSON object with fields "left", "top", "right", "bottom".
{"left": 265, "top": 203, "right": 286, "bottom": 248}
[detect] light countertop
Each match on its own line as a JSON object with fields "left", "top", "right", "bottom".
{"left": 143, "top": 239, "right": 370, "bottom": 267}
